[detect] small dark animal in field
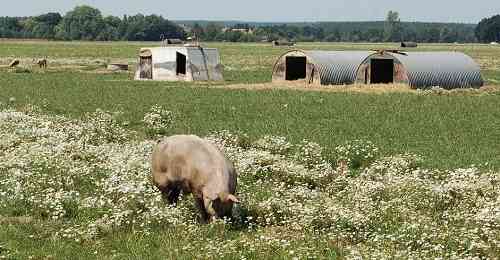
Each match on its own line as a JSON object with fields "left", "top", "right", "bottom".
{"left": 151, "top": 135, "right": 239, "bottom": 223}
{"left": 34, "top": 58, "right": 47, "bottom": 69}
{"left": 9, "top": 59, "right": 20, "bottom": 67}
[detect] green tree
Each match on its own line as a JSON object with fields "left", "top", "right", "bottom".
{"left": 205, "top": 23, "right": 221, "bottom": 41}
{"left": 476, "top": 15, "right": 500, "bottom": 43}
{"left": 97, "top": 16, "right": 121, "bottom": 41}
{"left": 31, "top": 12, "right": 62, "bottom": 39}
{"left": 55, "top": 5, "right": 104, "bottom": 40}
{"left": 384, "top": 10, "right": 402, "bottom": 42}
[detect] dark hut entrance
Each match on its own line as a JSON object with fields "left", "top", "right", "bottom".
{"left": 176, "top": 52, "right": 187, "bottom": 75}
{"left": 286, "top": 56, "right": 307, "bottom": 81}
{"left": 370, "top": 59, "right": 394, "bottom": 84}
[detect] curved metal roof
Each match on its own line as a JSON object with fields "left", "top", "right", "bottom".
{"left": 304, "top": 51, "right": 374, "bottom": 85}
{"left": 389, "top": 52, "right": 483, "bottom": 89}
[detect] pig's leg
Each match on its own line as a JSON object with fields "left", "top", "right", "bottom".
{"left": 194, "top": 196, "right": 210, "bottom": 224}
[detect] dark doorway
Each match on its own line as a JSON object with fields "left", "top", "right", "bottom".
{"left": 176, "top": 52, "right": 186, "bottom": 75}
{"left": 286, "top": 56, "right": 306, "bottom": 81}
{"left": 370, "top": 59, "right": 394, "bottom": 84}
{"left": 139, "top": 56, "right": 152, "bottom": 79}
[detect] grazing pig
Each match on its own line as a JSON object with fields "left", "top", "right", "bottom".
{"left": 151, "top": 135, "right": 239, "bottom": 223}
{"left": 9, "top": 59, "right": 20, "bottom": 67}
{"left": 37, "top": 58, "right": 47, "bottom": 69}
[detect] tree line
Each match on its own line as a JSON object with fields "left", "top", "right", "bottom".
{"left": 0, "top": 5, "right": 184, "bottom": 41}
{"left": 192, "top": 21, "right": 477, "bottom": 43}
{"left": 191, "top": 12, "right": 477, "bottom": 43}
{"left": 0, "top": 6, "right": 499, "bottom": 43}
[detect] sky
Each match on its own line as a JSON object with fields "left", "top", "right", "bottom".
{"left": 2, "top": 0, "right": 500, "bottom": 23}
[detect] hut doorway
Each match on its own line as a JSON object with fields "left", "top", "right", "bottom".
{"left": 139, "top": 56, "right": 152, "bottom": 79}
{"left": 176, "top": 52, "right": 186, "bottom": 75}
{"left": 286, "top": 56, "right": 306, "bottom": 81}
{"left": 370, "top": 59, "right": 394, "bottom": 84}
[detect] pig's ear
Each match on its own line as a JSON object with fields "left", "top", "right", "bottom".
{"left": 226, "top": 194, "right": 240, "bottom": 203}
{"left": 218, "top": 192, "right": 240, "bottom": 203}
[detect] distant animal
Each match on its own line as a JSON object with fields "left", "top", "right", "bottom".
{"left": 34, "top": 58, "right": 47, "bottom": 69}
{"left": 151, "top": 135, "right": 239, "bottom": 223}
{"left": 9, "top": 59, "right": 20, "bottom": 67}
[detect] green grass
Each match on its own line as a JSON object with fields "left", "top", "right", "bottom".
{"left": 0, "top": 224, "right": 341, "bottom": 259}
{"left": 1, "top": 41, "right": 500, "bottom": 259}
{"left": 1, "top": 71, "right": 499, "bottom": 170}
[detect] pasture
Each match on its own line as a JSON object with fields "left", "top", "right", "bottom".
{"left": 1, "top": 41, "right": 500, "bottom": 259}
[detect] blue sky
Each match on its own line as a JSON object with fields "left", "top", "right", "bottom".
{"left": 2, "top": 0, "right": 500, "bottom": 23}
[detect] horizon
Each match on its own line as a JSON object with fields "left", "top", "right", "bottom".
{"left": 1, "top": 1, "right": 499, "bottom": 24}
{"left": 171, "top": 19, "right": 479, "bottom": 25}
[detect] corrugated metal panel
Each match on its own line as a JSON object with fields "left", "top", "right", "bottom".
{"left": 187, "top": 47, "right": 223, "bottom": 81}
{"left": 304, "top": 51, "right": 374, "bottom": 85}
{"left": 390, "top": 52, "right": 483, "bottom": 89}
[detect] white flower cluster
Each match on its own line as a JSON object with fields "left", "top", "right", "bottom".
{"left": 253, "top": 135, "right": 293, "bottom": 155}
{"left": 142, "top": 104, "right": 175, "bottom": 137}
{"left": 334, "top": 139, "right": 379, "bottom": 168}
{"left": 80, "top": 109, "right": 130, "bottom": 145}
{"left": 293, "top": 139, "right": 329, "bottom": 170}
{"left": 0, "top": 107, "right": 186, "bottom": 241}
{"left": 206, "top": 130, "right": 251, "bottom": 149}
{"left": 0, "top": 107, "right": 499, "bottom": 259}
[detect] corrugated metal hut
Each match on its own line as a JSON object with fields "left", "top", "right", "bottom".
{"left": 134, "top": 46, "right": 223, "bottom": 81}
{"left": 355, "top": 51, "right": 483, "bottom": 89}
{"left": 272, "top": 50, "right": 374, "bottom": 85}
{"left": 401, "top": 42, "right": 418, "bottom": 48}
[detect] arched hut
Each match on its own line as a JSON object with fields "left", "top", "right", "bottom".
{"left": 355, "top": 51, "right": 483, "bottom": 89}
{"left": 272, "top": 50, "right": 374, "bottom": 85}
{"left": 272, "top": 49, "right": 483, "bottom": 89}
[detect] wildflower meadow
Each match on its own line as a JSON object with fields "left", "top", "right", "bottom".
{"left": 0, "top": 103, "right": 499, "bottom": 259}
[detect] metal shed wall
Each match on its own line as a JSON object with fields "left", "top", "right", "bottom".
{"left": 187, "top": 48, "right": 223, "bottom": 81}
{"left": 305, "top": 51, "right": 374, "bottom": 85}
{"left": 390, "top": 52, "right": 483, "bottom": 89}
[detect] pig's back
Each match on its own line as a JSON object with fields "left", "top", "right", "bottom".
{"left": 153, "top": 135, "right": 228, "bottom": 186}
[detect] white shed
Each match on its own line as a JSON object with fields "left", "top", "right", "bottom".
{"left": 134, "top": 46, "right": 223, "bottom": 81}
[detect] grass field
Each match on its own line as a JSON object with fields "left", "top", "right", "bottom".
{"left": 1, "top": 41, "right": 500, "bottom": 259}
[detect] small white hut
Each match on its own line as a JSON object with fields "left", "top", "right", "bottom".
{"left": 134, "top": 46, "right": 223, "bottom": 81}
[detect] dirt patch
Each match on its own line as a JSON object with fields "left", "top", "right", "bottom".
{"left": 217, "top": 82, "right": 416, "bottom": 94}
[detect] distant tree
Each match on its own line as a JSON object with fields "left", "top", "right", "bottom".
{"left": 55, "top": 5, "right": 104, "bottom": 40}
{"left": 205, "top": 23, "right": 221, "bottom": 41}
{"left": 191, "top": 23, "right": 205, "bottom": 39}
{"left": 366, "top": 28, "right": 384, "bottom": 42}
{"left": 31, "top": 12, "right": 62, "bottom": 39}
{"left": 97, "top": 16, "right": 121, "bottom": 41}
{"left": 384, "top": 10, "right": 402, "bottom": 42}
{"left": 120, "top": 14, "right": 183, "bottom": 41}
{"left": 427, "top": 27, "right": 441, "bottom": 43}
{"left": 0, "top": 17, "right": 23, "bottom": 37}
{"left": 476, "top": 15, "right": 500, "bottom": 43}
